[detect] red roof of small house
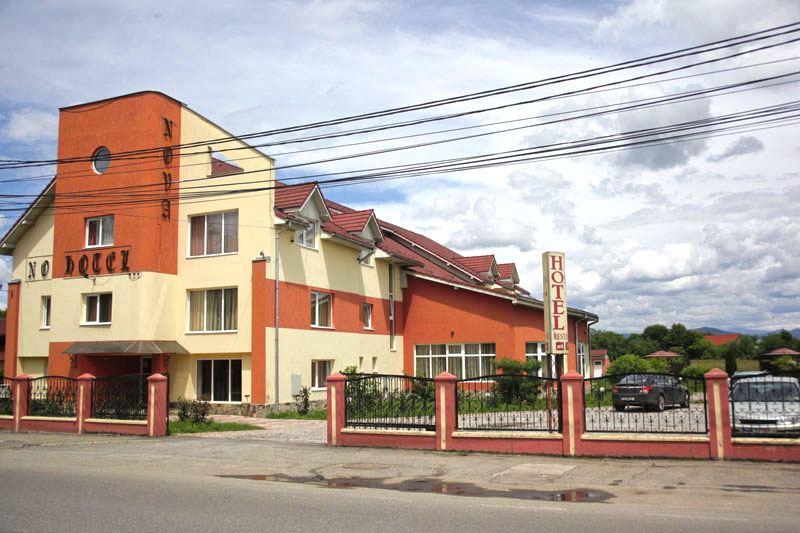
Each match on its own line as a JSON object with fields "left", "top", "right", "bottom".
{"left": 644, "top": 350, "right": 683, "bottom": 358}
{"left": 210, "top": 156, "right": 243, "bottom": 176}
{"left": 703, "top": 334, "right": 740, "bottom": 346}
{"left": 497, "top": 263, "right": 516, "bottom": 279}
{"left": 274, "top": 182, "right": 318, "bottom": 210}
{"left": 591, "top": 349, "right": 608, "bottom": 358}
{"left": 331, "top": 210, "right": 375, "bottom": 233}
{"left": 764, "top": 347, "right": 800, "bottom": 356}
{"left": 457, "top": 255, "right": 496, "bottom": 275}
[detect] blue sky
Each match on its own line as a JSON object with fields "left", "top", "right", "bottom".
{"left": 1, "top": 0, "right": 799, "bottom": 332}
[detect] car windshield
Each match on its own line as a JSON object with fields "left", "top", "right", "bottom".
{"left": 618, "top": 374, "right": 652, "bottom": 385}
{"left": 731, "top": 382, "right": 800, "bottom": 402}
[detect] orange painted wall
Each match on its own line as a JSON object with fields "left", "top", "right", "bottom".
{"left": 52, "top": 92, "right": 182, "bottom": 278}
{"left": 402, "top": 277, "right": 588, "bottom": 375}
{"left": 3, "top": 281, "right": 20, "bottom": 377}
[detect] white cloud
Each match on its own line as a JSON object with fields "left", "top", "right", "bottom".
{"left": 3, "top": 108, "right": 58, "bottom": 142}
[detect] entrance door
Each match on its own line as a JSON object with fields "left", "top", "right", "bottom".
{"left": 593, "top": 360, "right": 603, "bottom": 377}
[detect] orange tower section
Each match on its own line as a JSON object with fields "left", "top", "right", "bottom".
{"left": 52, "top": 91, "right": 182, "bottom": 278}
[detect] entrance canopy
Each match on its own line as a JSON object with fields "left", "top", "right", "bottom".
{"left": 64, "top": 340, "right": 188, "bottom": 355}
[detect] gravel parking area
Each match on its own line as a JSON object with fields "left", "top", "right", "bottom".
{"left": 174, "top": 415, "right": 327, "bottom": 444}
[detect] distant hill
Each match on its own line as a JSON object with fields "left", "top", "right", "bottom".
{"left": 691, "top": 327, "right": 736, "bottom": 335}
{"left": 691, "top": 326, "right": 800, "bottom": 337}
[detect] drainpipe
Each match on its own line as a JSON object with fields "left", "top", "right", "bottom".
{"left": 273, "top": 225, "right": 287, "bottom": 407}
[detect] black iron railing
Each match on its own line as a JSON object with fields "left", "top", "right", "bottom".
{"left": 583, "top": 373, "right": 708, "bottom": 434}
{"left": 455, "top": 374, "right": 561, "bottom": 432}
{"left": 730, "top": 374, "right": 800, "bottom": 438}
{"left": 0, "top": 377, "right": 14, "bottom": 416}
{"left": 28, "top": 376, "right": 78, "bottom": 417}
{"left": 92, "top": 374, "right": 149, "bottom": 420}
{"left": 344, "top": 374, "right": 435, "bottom": 431}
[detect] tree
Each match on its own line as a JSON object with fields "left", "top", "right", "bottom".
{"left": 626, "top": 335, "right": 658, "bottom": 357}
{"left": 759, "top": 331, "right": 797, "bottom": 355}
{"left": 607, "top": 354, "right": 651, "bottom": 376}
{"left": 666, "top": 323, "right": 702, "bottom": 351}
{"left": 724, "top": 348, "right": 738, "bottom": 375}
{"left": 590, "top": 329, "right": 628, "bottom": 359}
{"left": 642, "top": 324, "right": 670, "bottom": 350}
{"left": 772, "top": 355, "right": 798, "bottom": 373}
{"left": 686, "top": 338, "right": 719, "bottom": 360}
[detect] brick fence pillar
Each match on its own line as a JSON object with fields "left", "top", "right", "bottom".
{"left": 13, "top": 375, "right": 31, "bottom": 433}
{"left": 705, "top": 368, "right": 732, "bottom": 460}
{"left": 560, "top": 371, "right": 584, "bottom": 457}
{"left": 326, "top": 373, "right": 346, "bottom": 447}
{"left": 77, "top": 373, "right": 95, "bottom": 435}
{"left": 147, "top": 373, "right": 168, "bottom": 437}
{"left": 434, "top": 372, "right": 457, "bottom": 451}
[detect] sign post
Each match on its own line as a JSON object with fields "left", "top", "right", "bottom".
{"left": 542, "top": 251, "right": 568, "bottom": 376}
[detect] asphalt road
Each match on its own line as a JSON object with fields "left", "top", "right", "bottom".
{"left": 1, "top": 431, "right": 799, "bottom": 532}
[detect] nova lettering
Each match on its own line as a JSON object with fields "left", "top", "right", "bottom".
{"left": 92, "top": 253, "right": 101, "bottom": 274}
{"left": 105, "top": 251, "right": 116, "bottom": 272}
{"left": 28, "top": 261, "right": 36, "bottom": 280}
{"left": 78, "top": 254, "right": 89, "bottom": 276}
{"left": 162, "top": 171, "right": 172, "bottom": 190}
{"left": 40, "top": 260, "right": 49, "bottom": 278}
{"left": 162, "top": 117, "right": 174, "bottom": 140}
{"left": 120, "top": 249, "right": 130, "bottom": 271}
{"left": 162, "top": 146, "right": 173, "bottom": 165}
{"left": 161, "top": 198, "right": 171, "bottom": 220}
{"left": 65, "top": 256, "right": 74, "bottom": 275}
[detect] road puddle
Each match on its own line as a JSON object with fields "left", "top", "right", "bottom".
{"left": 216, "top": 473, "right": 611, "bottom": 503}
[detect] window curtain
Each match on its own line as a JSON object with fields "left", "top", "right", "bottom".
{"left": 206, "top": 213, "right": 223, "bottom": 254}
{"left": 206, "top": 289, "right": 222, "bottom": 331}
{"left": 102, "top": 216, "right": 114, "bottom": 245}
{"left": 224, "top": 288, "right": 237, "bottom": 330}
{"left": 189, "top": 291, "right": 205, "bottom": 331}
{"left": 87, "top": 220, "right": 99, "bottom": 246}
{"left": 223, "top": 211, "right": 238, "bottom": 253}
{"left": 317, "top": 293, "right": 331, "bottom": 327}
{"left": 190, "top": 217, "right": 205, "bottom": 256}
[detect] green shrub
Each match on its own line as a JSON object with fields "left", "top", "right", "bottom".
{"left": 176, "top": 397, "right": 210, "bottom": 423}
{"left": 772, "top": 355, "right": 797, "bottom": 373}
{"left": 294, "top": 386, "right": 310, "bottom": 415}
{"left": 607, "top": 354, "right": 651, "bottom": 376}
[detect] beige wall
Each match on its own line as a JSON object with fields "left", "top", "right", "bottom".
{"left": 19, "top": 357, "right": 48, "bottom": 377}
{"left": 264, "top": 327, "right": 404, "bottom": 403}
{"left": 168, "top": 352, "right": 252, "bottom": 403}
{"left": 11, "top": 211, "right": 54, "bottom": 281}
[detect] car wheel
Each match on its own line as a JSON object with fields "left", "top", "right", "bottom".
{"left": 656, "top": 395, "right": 666, "bottom": 412}
{"left": 680, "top": 392, "right": 689, "bottom": 408}
{"left": 613, "top": 404, "right": 625, "bottom": 412}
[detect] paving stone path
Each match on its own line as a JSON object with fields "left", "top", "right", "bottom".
{"left": 177, "top": 415, "right": 326, "bottom": 444}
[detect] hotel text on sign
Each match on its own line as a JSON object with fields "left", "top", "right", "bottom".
{"left": 542, "top": 251, "right": 568, "bottom": 355}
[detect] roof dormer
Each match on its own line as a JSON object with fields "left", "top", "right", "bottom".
{"left": 457, "top": 255, "right": 500, "bottom": 280}
{"left": 497, "top": 262, "right": 520, "bottom": 284}
{"left": 331, "top": 209, "right": 383, "bottom": 244}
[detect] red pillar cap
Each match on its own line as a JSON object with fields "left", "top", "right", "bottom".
{"left": 560, "top": 371, "right": 583, "bottom": 380}
{"left": 147, "top": 373, "right": 168, "bottom": 382}
{"left": 15, "top": 374, "right": 31, "bottom": 380}
{"left": 326, "top": 372, "right": 347, "bottom": 382}
{"left": 77, "top": 373, "right": 96, "bottom": 380}
{"left": 434, "top": 372, "right": 457, "bottom": 381}
{"left": 704, "top": 368, "right": 728, "bottom": 379}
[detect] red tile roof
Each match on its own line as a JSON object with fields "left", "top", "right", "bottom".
{"left": 703, "top": 334, "right": 740, "bottom": 346}
{"left": 497, "top": 263, "right": 516, "bottom": 279}
{"left": 591, "top": 349, "right": 608, "bottom": 357}
{"left": 275, "top": 182, "right": 317, "bottom": 210}
{"left": 331, "top": 210, "right": 374, "bottom": 233}
{"left": 457, "top": 255, "right": 496, "bottom": 274}
{"left": 644, "top": 350, "right": 683, "bottom": 358}
{"left": 321, "top": 221, "right": 373, "bottom": 247}
{"left": 210, "top": 156, "right": 243, "bottom": 176}
{"left": 764, "top": 347, "right": 800, "bottom": 356}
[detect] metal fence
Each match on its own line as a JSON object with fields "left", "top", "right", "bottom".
{"left": 28, "top": 376, "right": 78, "bottom": 417}
{"left": 455, "top": 374, "right": 561, "bottom": 432}
{"left": 584, "top": 373, "right": 708, "bottom": 434}
{"left": 344, "top": 374, "right": 435, "bottom": 431}
{"left": 0, "top": 377, "right": 14, "bottom": 416}
{"left": 730, "top": 374, "right": 800, "bottom": 438}
{"left": 92, "top": 374, "right": 148, "bottom": 420}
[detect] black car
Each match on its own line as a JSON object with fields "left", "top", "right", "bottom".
{"left": 611, "top": 374, "right": 689, "bottom": 412}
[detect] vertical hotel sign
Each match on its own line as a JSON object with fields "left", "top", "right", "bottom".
{"left": 542, "top": 251, "right": 568, "bottom": 355}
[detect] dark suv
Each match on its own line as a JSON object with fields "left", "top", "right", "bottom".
{"left": 612, "top": 374, "right": 689, "bottom": 412}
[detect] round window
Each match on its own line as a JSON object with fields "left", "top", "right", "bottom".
{"left": 92, "top": 146, "right": 112, "bottom": 174}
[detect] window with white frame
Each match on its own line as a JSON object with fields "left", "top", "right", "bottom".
{"left": 578, "top": 342, "right": 587, "bottom": 377}
{"left": 525, "top": 342, "right": 547, "bottom": 377}
{"left": 84, "top": 293, "right": 112, "bottom": 325}
{"left": 85, "top": 216, "right": 114, "bottom": 247}
{"left": 414, "top": 343, "right": 496, "bottom": 379}
{"left": 361, "top": 303, "right": 373, "bottom": 329}
{"left": 197, "top": 359, "right": 242, "bottom": 402}
{"left": 41, "top": 296, "right": 51, "bottom": 328}
{"left": 188, "top": 288, "right": 238, "bottom": 332}
{"left": 311, "top": 360, "right": 333, "bottom": 389}
{"left": 310, "top": 292, "right": 332, "bottom": 328}
{"left": 296, "top": 221, "right": 317, "bottom": 248}
{"left": 189, "top": 211, "right": 238, "bottom": 256}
